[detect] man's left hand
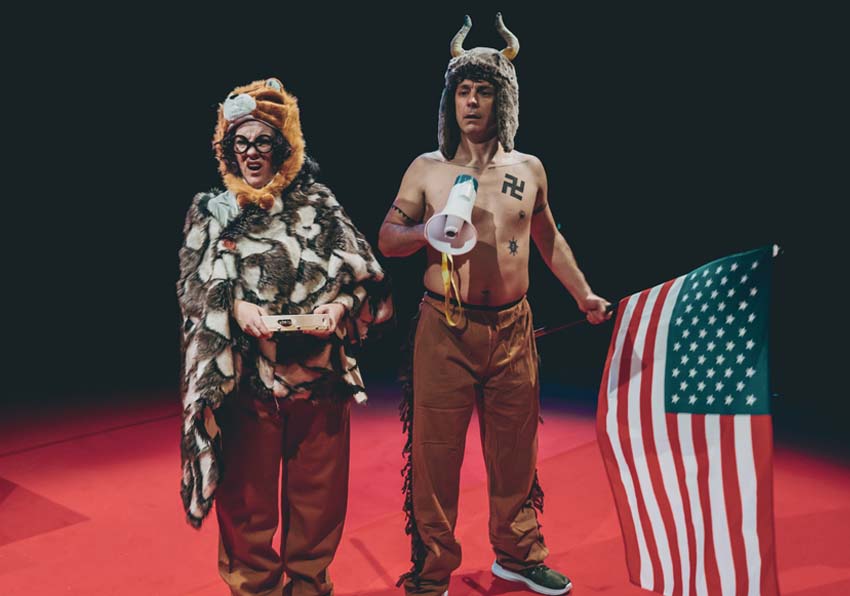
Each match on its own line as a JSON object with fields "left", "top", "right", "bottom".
{"left": 581, "top": 293, "right": 612, "bottom": 325}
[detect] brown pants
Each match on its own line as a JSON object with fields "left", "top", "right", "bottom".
{"left": 405, "top": 295, "right": 548, "bottom": 595}
{"left": 215, "top": 390, "right": 351, "bottom": 596}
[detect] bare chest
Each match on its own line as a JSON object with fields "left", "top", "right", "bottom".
{"left": 422, "top": 164, "right": 538, "bottom": 241}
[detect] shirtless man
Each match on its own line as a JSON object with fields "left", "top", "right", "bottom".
{"left": 379, "top": 15, "right": 610, "bottom": 596}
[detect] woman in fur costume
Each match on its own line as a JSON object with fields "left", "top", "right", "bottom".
{"left": 177, "top": 77, "right": 392, "bottom": 595}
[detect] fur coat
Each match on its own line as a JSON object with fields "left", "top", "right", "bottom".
{"left": 176, "top": 161, "right": 390, "bottom": 527}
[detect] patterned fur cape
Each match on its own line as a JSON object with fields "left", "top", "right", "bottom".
{"left": 176, "top": 159, "right": 390, "bottom": 528}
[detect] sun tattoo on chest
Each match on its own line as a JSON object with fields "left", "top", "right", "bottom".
{"left": 508, "top": 237, "right": 519, "bottom": 255}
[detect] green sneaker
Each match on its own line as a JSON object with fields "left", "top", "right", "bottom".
{"left": 491, "top": 561, "right": 571, "bottom": 595}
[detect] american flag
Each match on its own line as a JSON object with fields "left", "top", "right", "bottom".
{"left": 597, "top": 246, "right": 779, "bottom": 596}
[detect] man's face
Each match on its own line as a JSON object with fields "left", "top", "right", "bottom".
{"left": 454, "top": 79, "right": 497, "bottom": 142}
{"left": 233, "top": 120, "right": 277, "bottom": 189}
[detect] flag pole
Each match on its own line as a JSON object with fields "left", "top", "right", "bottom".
{"left": 533, "top": 304, "right": 617, "bottom": 339}
{"left": 533, "top": 244, "right": 782, "bottom": 340}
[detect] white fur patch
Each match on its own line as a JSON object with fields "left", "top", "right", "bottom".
{"left": 290, "top": 282, "right": 308, "bottom": 303}
{"left": 222, "top": 93, "right": 256, "bottom": 122}
{"left": 205, "top": 310, "right": 230, "bottom": 339}
{"left": 212, "top": 258, "right": 229, "bottom": 281}
{"left": 237, "top": 237, "right": 273, "bottom": 258}
{"left": 243, "top": 265, "right": 261, "bottom": 289}
{"left": 215, "top": 349, "right": 234, "bottom": 376}
{"left": 332, "top": 250, "right": 369, "bottom": 277}
{"left": 222, "top": 253, "right": 237, "bottom": 279}
{"left": 296, "top": 206, "right": 321, "bottom": 239}
{"left": 185, "top": 224, "right": 206, "bottom": 251}
{"left": 301, "top": 248, "right": 322, "bottom": 264}
{"left": 199, "top": 452, "right": 216, "bottom": 499}
{"left": 257, "top": 357, "right": 275, "bottom": 388}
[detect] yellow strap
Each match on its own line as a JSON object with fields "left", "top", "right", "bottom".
{"left": 441, "top": 252, "right": 463, "bottom": 326}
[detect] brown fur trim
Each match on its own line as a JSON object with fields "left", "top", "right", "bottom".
{"left": 397, "top": 308, "right": 427, "bottom": 588}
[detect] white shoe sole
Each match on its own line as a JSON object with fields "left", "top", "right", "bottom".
{"left": 491, "top": 561, "right": 572, "bottom": 595}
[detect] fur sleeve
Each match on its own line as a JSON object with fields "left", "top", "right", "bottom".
{"left": 315, "top": 187, "right": 394, "bottom": 338}
{"left": 176, "top": 191, "right": 239, "bottom": 528}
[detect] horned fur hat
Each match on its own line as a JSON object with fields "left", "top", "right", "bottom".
{"left": 212, "top": 77, "right": 306, "bottom": 210}
{"left": 438, "top": 13, "right": 520, "bottom": 159}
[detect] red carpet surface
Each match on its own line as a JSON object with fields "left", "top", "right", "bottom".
{"left": 1, "top": 387, "right": 848, "bottom": 595}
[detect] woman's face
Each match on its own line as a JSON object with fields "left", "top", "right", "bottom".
{"left": 233, "top": 120, "right": 277, "bottom": 189}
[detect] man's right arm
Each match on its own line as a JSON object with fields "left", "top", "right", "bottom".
{"left": 378, "top": 157, "right": 428, "bottom": 257}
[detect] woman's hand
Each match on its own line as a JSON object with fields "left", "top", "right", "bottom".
{"left": 233, "top": 299, "right": 273, "bottom": 339}
{"left": 302, "top": 303, "right": 346, "bottom": 338}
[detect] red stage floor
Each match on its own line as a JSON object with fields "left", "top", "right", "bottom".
{"left": 1, "top": 387, "right": 848, "bottom": 595}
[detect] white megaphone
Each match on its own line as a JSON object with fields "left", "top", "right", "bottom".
{"left": 424, "top": 175, "right": 479, "bottom": 255}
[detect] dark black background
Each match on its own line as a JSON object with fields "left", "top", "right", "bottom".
{"left": 7, "top": 6, "right": 841, "bottom": 454}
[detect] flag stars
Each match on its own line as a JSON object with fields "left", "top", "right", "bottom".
{"left": 702, "top": 269, "right": 709, "bottom": 277}
{"left": 725, "top": 395, "right": 734, "bottom": 405}
{"left": 690, "top": 342, "right": 699, "bottom": 352}
{"left": 691, "top": 316, "right": 700, "bottom": 326}
{"left": 692, "top": 281, "right": 700, "bottom": 289}
{"left": 680, "top": 381, "right": 689, "bottom": 391}
{"left": 728, "top": 288, "right": 736, "bottom": 298}
{"left": 689, "top": 395, "right": 698, "bottom": 404}
{"left": 671, "top": 394, "right": 680, "bottom": 404}
{"left": 697, "top": 381, "right": 706, "bottom": 392}
{"left": 716, "top": 265, "right": 724, "bottom": 274}
{"left": 707, "top": 368, "right": 716, "bottom": 378}
{"left": 724, "top": 368, "right": 733, "bottom": 378}
{"left": 720, "top": 276, "right": 729, "bottom": 286}
{"left": 748, "top": 313, "right": 756, "bottom": 323}
{"left": 746, "top": 339, "right": 755, "bottom": 350}
{"left": 705, "top": 278, "right": 713, "bottom": 287}
{"left": 683, "top": 329, "right": 691, "bottom": 338}
{"left": 716, "top": 328, "right": 726, "bottom": 338}
{"left": 745, "top": 367, "right": 756, "bottom": 378}
{"left": 739, "top": 300, "right": 749, "bottom": 311}
{"left": 737, "top": 381, "right": 746, "bottom": 392}
{"left": 746, "top": 394, "right": 757, "bottom": 406}
{"left": 731, "top": 262, "right": 739, "bottom": 271}
{"left": 707, "top": 395, "right": 716, "bottom": 405}
{"left": 726, "top": 314, "right": 735, "bottom": 324}
{"left": 689, "top": 368, "right": 697, "bottom": 378}
{"left": 736, "top": 354, "right": 745, "bottom": 364}
{"left": 682, "top": 294, "right": 689, "bottom": 302}
{"left": 718, "top": 302, "right": 727, "bottom": 312}
{"left": 726, "top": 341, "right": 736, "bottom": 351}
{"left": 740, "top": 274, "right": 749, "bottom": 284}
{"left": 681, "top": 355, "right": 690, "bottom": 365}
{"left": 675, "top": 317, "right": 683, "bottom": 326}
{"left": 751, "top": 260, "right": 759, "bottom": 270}
{"left": 685, "top": 304, "right": 693, "bottom": 313}
{"left": 696, "top": 291, "right": 703, "bottom": 300}
{"left": 715, "top": 381, "right": 724, "bottom": 391}
{"left": 673, "top": 342, "right": 681, "bottom": 351}
{"left": 700, "top": 303, "right": 709, "bottom": 312}
{"left": 672, "top": 368, "right": 680, "bottom": 377}
{"left": 697, "top": 355, "right": 707, "bottom": 365}
{"left": 716, "top": 354, "right": 725, "bottom": 364}
{"left": 711, "top": 290, "right": 719, "bottom": 300}
{"left": 708, "top": 315, "right": 717, "bottom": 325}
{"left": 699, "top": 329, "right": 707, "bottom": 338}
{"left": 739, "top": 327, "right": 747, "bottom": 337}
{"left": 750, "top": 287, "right": 758, "bottom": 297}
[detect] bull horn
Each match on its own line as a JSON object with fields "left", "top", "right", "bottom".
{"left": 450, "top": 15, "right": 472, "bottom": 57}
{"left": 495, "top": 13, "right": 519, "bottom": 60}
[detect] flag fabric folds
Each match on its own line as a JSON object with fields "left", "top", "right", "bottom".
{"left": 596, "top": 246, "right": 779, "bottom": 596}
